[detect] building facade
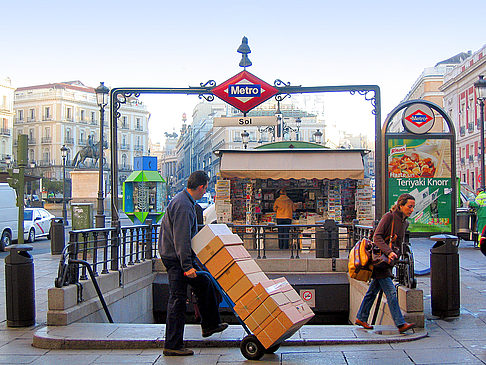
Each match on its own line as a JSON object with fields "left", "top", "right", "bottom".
{"left": 440, "top": 45, "right": 486, "bottom": 190}
{"left": 0, "top": 76, "right": 14, "bottom": 165}
{"left": 13, "top": 81, "right": 150, "bottom": 193}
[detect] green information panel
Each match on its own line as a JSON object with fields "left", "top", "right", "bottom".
{"left": 387, "top": 138, "right": 452, "bottom": 233}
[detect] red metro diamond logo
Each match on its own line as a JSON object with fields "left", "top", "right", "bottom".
{"left": 404, "top": 110, "right": 433, "bottom": 128}
{"left": 212, "top": 70, "right": 278, "bottom": 113}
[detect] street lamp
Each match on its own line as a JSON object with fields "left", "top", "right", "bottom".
{"left": 313, "top": 129, "right": 323, "bottom": 144}
{"left": 241, "top": 130, "right": 250, "bottom": 149}
{"left": 475, "top": 75, "right": 486, "bottom": 191}
{"left": 61, "top": 145, "right": 69, "bottom": 226}
{"left": 281, "top": 117, "right": 301, "bottom": 141}
{"left": 5, "top": 155, "right": 11, "bottom": 169}
{"left": 95, "top": 82, "right": 109, "bottom": 228}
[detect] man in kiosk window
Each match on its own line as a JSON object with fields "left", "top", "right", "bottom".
{"left": 274, "top": 188, "right": 295, "bottom": 249}
{"left": 158, "top": 170, "right": 228, "bottom": 356}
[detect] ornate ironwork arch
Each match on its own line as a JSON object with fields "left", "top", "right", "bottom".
{"left": 109, "top": 83, "right": 382, "bottom": 227}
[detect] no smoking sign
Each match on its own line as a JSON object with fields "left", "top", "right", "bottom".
{"left": 300, "top": 289, "right": 315, "bottom": 308}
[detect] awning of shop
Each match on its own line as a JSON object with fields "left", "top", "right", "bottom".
{"left": 218, "top": 149, "right": 365, "bottom": 180}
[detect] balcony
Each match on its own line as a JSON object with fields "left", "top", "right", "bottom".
{"left": 468, "top": 122, "right": 474, "bottom": 133}
{"left": 133, "top": 145, "right": 143, "bottom": 151}
{"left": 28, "top": 138, "right": 36, "bottom": 145}
{"left": 90, "top": 120, "right": 98, "bottom": 126}
{"left": 0, "top": 128, "right": 10, "bottom": 136}
{"left": 78, "top": 139, "right": 86, "bottom": 146}
{"left": 469, "top": 155, "right": 474, "bottom": 163}
{"left": 120, "top": 123, "right": 129, "bottom": 130}
{"left": 120, "top": 143, "right": 130, "bottom": 151}
{"left": 460, "top": 157, "right": 466, "bottom": 165}
{"left": 64, "top": 137, "right": 74, "bottom": 145}
{"left": 27, "top": 118, "right": 36, "bottom": 123}
{"left": 460, "top": 125, "right": 466, "bottom": 137}
{"left": 41, "top": 137, "right": 52, "bottom": 144}
{"left": 135, "top": 126, "right": 143, "bottom": 131}
{"left": 79, "top": 119, "right": 88, "bottom": 124}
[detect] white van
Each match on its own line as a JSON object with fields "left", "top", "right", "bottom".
{"left": 0, "top": 183, "right": 18, "bottom": 251}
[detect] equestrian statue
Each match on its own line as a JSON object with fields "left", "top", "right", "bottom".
{"left": 72, "top": 137, "right": 108, "bottom": 168}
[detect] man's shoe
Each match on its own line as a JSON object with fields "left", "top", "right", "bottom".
{"left": 355, "top": 319, "right": 373, "bottom": 329}
{"left": 398, "top": 322, "right": 416, "bottom": 333}
{"left": 202, "top": 322, "right": 229, "bottom": 338}
{"left": 163, "top": 348, "right": 194, "bottom": 356}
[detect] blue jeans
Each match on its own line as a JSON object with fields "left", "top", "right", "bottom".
{"left": 356, "top": 277, "right": 405, "bottom": 327}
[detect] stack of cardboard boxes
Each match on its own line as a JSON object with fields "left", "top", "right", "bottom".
{"left": 191, "top": 224, "right": 314, "bottom": 349}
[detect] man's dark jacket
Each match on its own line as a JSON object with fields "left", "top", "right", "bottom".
{"left": 158, "top": 189, "right": 197, "bottom": 272}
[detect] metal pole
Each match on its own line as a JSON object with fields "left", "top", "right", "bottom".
{"left": 96, "top": 104, "right": 105, "bottom": 228}
{"left": 62, "top": 156, "right": 68, "bottom": 226}
{"left": 480, "top": 99, "right": 485, "bottom": 191}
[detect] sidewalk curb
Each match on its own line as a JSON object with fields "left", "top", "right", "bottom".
{"left": 32, "top": 323, "right": 428, "bottom": 350}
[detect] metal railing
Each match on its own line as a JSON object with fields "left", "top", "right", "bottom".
{"left": 55, "top": 220, "right": 415, "bottom": 289}
{"left": 56, "top": 221, "right": 159, "bottom": 287}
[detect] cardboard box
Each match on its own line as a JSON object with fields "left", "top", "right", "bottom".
{"left": 227, "top": 271, "right": 269, "bottom": 303}
{"left": 205, "top": 244, "right": 251, "bottom": 277}
{"left": 191, "top": 224, "right": 234, "bottom": 255}
{"left": 216, "top": 259, "right": 263, "bottom": 291}
{"left": 234, "top": 279, "right": 293, "bottom": 320}
{"left": 196, "top": 234, "right": 243, "bottom": 265}
{"left": 256, "top": 303, "right": 314, "bottom": 349}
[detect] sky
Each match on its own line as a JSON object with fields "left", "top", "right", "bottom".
{"left": 1, "top": 0, "right": 485, "bottom": 145}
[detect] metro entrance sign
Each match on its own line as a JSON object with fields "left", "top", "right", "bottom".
{"left": 212, "top": 70, "right": 278, "bottom": 113}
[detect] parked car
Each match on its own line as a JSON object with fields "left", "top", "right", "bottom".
{"left": 203, "top": 203, "right": 217, "bottom": 224}
{"left": 0, "top": 183, "right": 18, "bottom": 251}
{"left": 24, "top": 208, "right": 55, "bottom": 242}
{"left": 196, "top": 192, "right": 213, "bottom": 210}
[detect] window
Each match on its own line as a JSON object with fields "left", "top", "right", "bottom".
{"left": 91, "top": 111, "right": 95, "bottom": 122}
{"left": 66, "top": 107, "right": 72, "bottom": 120}
{"left": 66, "top": 128, "right": 71, "bottom": 139}
{"left": 44, "top": 107, "right": 50, "bottom": 120}
{"left": 122, "top": 135, "right": 127, "bottom": 145}
{"left": 122, "top": 154, "right": 127, "bottom": 167}
{"left": 136, "top": 118, "right": 141, "bottom": 129}
{"left": 80, "top": 110, "right": 85, "bottom": 121}
{"left": 18, "top": 110, "right": 24, "bottom": 120}
{"left": 29, "top": 129, "right": 34, "bottom": 140}
{"left": 80, "top": 131, "right": 85, "bottom": 143}
{"left": 29, "top": 109, "right": 35, "bottom": 120}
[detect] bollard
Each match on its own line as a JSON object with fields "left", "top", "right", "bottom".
{"left": 50, "top": 217, "right": 65, "bottom": 255}
{"left": 429, "top": 234, "right": 460, "bottom": 317}
{"left": 315, "top": 219, "right": 339, "bottom": 258}
{"left": 5, "top": 244, "right": 35, "bottom": 327}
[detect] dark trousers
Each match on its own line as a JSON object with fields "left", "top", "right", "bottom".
{"left": 277, "top": 218, "right": 292, "bottom": 249}
{"left": 162, "top": 258, "right": 221, "bottom": 350}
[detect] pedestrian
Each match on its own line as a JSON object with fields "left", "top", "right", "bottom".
{"left": 273, "top": 189, "right": 294, "bottom": 249}
{"left": 469, "top": 188, "right": 486, "bottom": 244}
{"left": 355, "top": 193, "right": 416, "bottom": 333}
{"left": 158, "top": 170, "right": 228, "bottom": 356}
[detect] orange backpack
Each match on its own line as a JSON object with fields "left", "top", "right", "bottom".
{"left": 348, "top": 237, "right": 373, "bottom": 282}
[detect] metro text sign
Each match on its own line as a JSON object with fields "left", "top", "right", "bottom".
{"left": 212, "top": 70, "right": 278, "bottom": 113}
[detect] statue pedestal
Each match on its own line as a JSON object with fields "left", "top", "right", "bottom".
{"left": 70, "top": 170, "right": 107, "bottom": 210}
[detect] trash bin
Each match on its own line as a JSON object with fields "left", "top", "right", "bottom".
{"left": 50, "top": 218, "right": 65, "bottom": 255}
{"left": 5, "top": 244, "right": 35, "bottom": 327}
{"left": 315, "top": 219, "right": 339, "bottom": 258}
{"left": 430, "top": 234, "right": 460, "bottom": 317}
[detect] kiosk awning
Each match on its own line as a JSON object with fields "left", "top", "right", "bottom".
{"left": 219, "top": 149, "right": 365, "bottom": 180}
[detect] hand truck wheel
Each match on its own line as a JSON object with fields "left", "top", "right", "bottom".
{"left": 240, "top": 334, "right": 265, "bottom": 360}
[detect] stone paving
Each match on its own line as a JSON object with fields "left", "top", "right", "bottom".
{"left": 0, "top": 238, "right": 486, "bottom": 363}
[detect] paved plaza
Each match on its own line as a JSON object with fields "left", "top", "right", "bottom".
{"left": 1, "top": 237, "right": 486, "bottom": 364}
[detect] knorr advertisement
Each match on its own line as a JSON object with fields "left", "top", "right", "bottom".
{"left": 387, "top": 139, "right": 452, "bottom": 233}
